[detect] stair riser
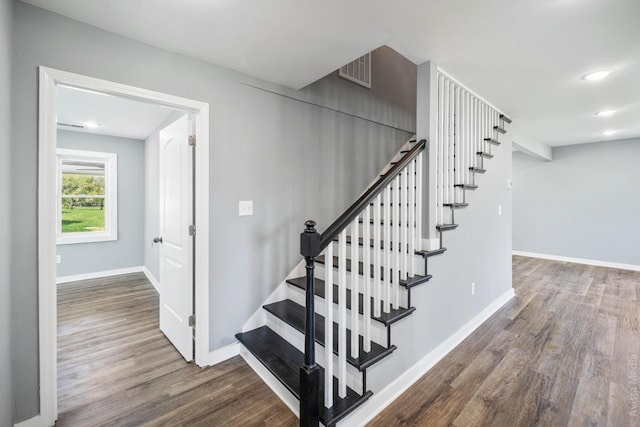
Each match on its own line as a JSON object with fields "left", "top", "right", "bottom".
{"left": 286, "top": 284, "right": 387, "bottom": 347}
{"left": 330, "top": 239, "right": 421, "bottom": 265}
{"left": 265, "top": 313, "right": 364, "bottom": 394}
{"left": 317, "top": 253, "right": 426, "bottom": 278}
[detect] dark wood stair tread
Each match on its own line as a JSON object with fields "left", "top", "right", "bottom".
{"left": 436, "top": 223, "right": 458, "bottom": 231}
{"left": 415, "top": 247, "right": 447, "bottom": 257}
{"left": 469, "top": 167, "right": 486, "bottom": 174}
{"left": 235, "top": 326, "right": 372, "bottom": 426}
{"left": 316, "top": 255, "right": 431, "bottom": 288}
{"left": 494, "top": 125, "right": 506, "bottom": 134}
{"left": 484, "top": 138, "right": 501, "bottom": 146}
{"left": 400, "top": 274, "right": 433, "bottom": 289}
{"left": 476, "top": 152, "right": 494, "bottom": 159}
{"left": 443, "top": 203, "right": 468, "bottom": 209}
{"left": 286, "top": 277, "right": 416, "bottom": 326}
{"left": 263, "top": 300, "right": 396, "bottom": 371}
{"left": 500, "top": 114, "right": 512, "bottom": 124}
{"left": 454, "top": 184, "right": 478, "bottom": 190}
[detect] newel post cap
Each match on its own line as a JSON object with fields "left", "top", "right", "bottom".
{"left": 300, "top": 220, "right": 321, "bottom": 257}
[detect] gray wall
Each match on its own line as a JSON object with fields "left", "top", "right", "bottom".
{"left": 513, "top": 138, "right": 640, "bottom": 266}
{"left": 56, "top": 131, "right": 145, "bottom": 277}
{"left": 365, "top": 121, "right": 514, "bottom": 396}
{"left": 0, "top": 0, "right": 13, "bottom": 425}
{"left": 11, "top": 3, "right": 414, "bottom": 420}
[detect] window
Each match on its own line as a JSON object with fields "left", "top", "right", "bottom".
{"left": 56, "top": 149, "right": 117, "bottom": 244}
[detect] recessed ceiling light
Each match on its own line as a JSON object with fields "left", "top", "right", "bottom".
{"left": 602, "top": 129, "right": 617, "bottom": 136}
{"left": 582, "top": 70, "right": 612, "bottom": 81}
{"left": 595, "top": 110, "right": 616, "bottom": 117}
{"left": 84, "top": 121, "right": 102, "bottom": 129}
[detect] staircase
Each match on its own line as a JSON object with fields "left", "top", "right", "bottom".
{"left": 236, "top": 68, "right": 511, "bottom": 426}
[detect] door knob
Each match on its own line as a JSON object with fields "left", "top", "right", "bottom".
{"left": 153, "top": 237, "right": 163, "bottom": 244}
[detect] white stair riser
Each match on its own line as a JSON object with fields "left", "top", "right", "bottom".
{"left": 286, "top": 283, "right": 387, "bottom": 347}
{"left": 265, "top": 313, "right": 364, "bottom": 394}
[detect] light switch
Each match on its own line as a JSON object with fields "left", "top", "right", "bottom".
{"left": 498, "top": 205, "right": 502, "bottom": 216}
{"left": 239, "top": 200, "right": 253, "bottom": 216}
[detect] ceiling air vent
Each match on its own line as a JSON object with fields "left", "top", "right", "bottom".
{"left": 339, "top": 52, "right": 371, "bottom": 88}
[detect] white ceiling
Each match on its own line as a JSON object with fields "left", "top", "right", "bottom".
{"left": 27, "top": 0, "right": 640, "bottom": 147}
{"left": 57, "top": 85, "right": 176, "bottom": 140}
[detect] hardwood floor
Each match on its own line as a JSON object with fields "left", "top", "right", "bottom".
{"left": 370, "top": 256, "right": 640, "bottom": 427}
{"left": 57, "top": 258, "right": 639, "bottom": 426}
{"left": 56, "top": 273, "right": 296, "bottom": 426}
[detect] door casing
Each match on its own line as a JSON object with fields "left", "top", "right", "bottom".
{"left": 38, "top": 66, "right": 210, "bottom": 425}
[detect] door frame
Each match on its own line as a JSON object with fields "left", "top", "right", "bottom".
{"left": 38, "top": 66, "right": 210, "bottom": 425}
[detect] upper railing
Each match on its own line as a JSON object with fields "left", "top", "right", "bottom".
{"left": 299, "top": 139, "right": 426, "bottom": 425}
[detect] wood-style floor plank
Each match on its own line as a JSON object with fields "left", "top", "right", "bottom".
{"left": 370, "top": 256, "right": 640, "bottom": 427}
{"left": 56, "top": 272, "right": 296, "bottom": 426}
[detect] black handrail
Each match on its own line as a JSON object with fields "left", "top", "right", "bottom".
{"left": 319, "top": 139, "right": 427, "bottom": 251}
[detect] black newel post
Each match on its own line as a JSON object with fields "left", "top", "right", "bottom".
{"left": 299, "top": 220, "right": 321, "bottom": 427}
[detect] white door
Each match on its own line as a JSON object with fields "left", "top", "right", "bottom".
{"left": 159, "top": 114, "right": 194, "bottom": 361}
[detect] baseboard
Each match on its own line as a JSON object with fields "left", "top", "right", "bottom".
{"left": 512, "top": 250, "right": 640, "bottom": 272}
{"left": 340, "top": 287, "right": 515, "bottom": 426}
{"left": 239, "top": 346, "right": 299, "bottom": 418}
{"left": 56, "top": 266, "right": 144, "bottom": 284}
{"left": 14, "top": 415, "right": 46, "bottom": 427}
{"left": 208, "top": 342, "right": 241, "bottom": 366}
{"left": 142, "top": 267, "right": 160, "bottom": 293}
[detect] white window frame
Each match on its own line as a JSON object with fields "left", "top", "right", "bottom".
{"left": 56, "top": 148, "right": 118, "bottom": 245}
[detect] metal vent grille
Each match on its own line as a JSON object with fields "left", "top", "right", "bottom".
{"left": 339, "top": 53, "right": 371, "bottom": 88}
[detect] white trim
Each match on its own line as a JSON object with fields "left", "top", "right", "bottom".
{"left": 339, "top": 288, "right": 515, "bottom": 426}
{"left": 512, "top": 251, "right": 640, "bottom": 272}
{"left": 14, "top": 415, "right": 46, "bottom": 427}
{"left": 421, "top": 238, "right": 441, "bottom": 251}
{"left": 56, "top": 266, "right": 143, "bottom": 284}
{"left": 208, "top": 342, "right": 241, "bottom": 366}
{"left": 38, "top": 67, "right": 210, "bottom": 426}
{"left": 239, "top": 347, "right": 300, "bottom": 418}
{"left": 142, "top": 266, "right": 160, "bottom": 293}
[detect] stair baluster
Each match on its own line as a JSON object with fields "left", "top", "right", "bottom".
{"left": 362, "top": 205, "right": 372, "bottom": 353}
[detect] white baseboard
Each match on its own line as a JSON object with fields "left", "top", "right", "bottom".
{"left": 56, "top": 266, "right": 144, "bottom": 284}
{"left": 340, "top": 288, "right": 515, "bottom": 426}
{"left": 512, "top": 250, "right": 640, "bottom": 272}
{"left": 239, "top": 347, "right": 299, "bottom": 418}
{"left": 208, "top": 342, "right": 241, "bottom": 366}
{"left": 142, "top": 266, "right": 160, "bottom": 293}
{"left": 14, "top": 415, "right": 47, "bottom": 427}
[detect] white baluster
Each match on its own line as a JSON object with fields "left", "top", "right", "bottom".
{"left": 443, "top": 78, "right": 449, "bottom": 208}
{"left": 373, "top": 194, "right": 382, "bottom": 318}
{"left": 437, "top": 74, "right": 444, "bottom": 226}
{"left": 392, "top": 174, "right": 400, "bottom": 308}
{"left": 401, "top": 168, "right": 409, "bottom": 296}
{"left": 362, "top": 205, "right": 372, "bottom": 353}
{"left": 338, "top": 229, "right": 347, "bottom": 398}
{"left": 449, "top": 81, "right": 455, "bottom": 206}
{"left": 324, "top": 242, "right": 334, "bottom": 408}
{"left": 409, "top": 159, "right": 416, "bottom": 278}
{"left": 416, "top": 152, "right": 423, "bottom": 253}
{"left": 350, "top": 218, "right": 359, "bottom": 360}
{"left": 383, "top": 185, "right": 391, "bottom": 313}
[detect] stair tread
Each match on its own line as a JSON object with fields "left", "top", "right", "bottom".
{"left": 494, "top": 125, "right": 506, "bottom": 134}
{"left": 484, "top": 138, "right": 501, "bottom": 146}
{"left": 235, "top": 326, "right": 372, "bottom": 426}
{"left": 316, "top": 255, "right": 430, "bottom": 288}
{"left": 287, "top": 277, "right": 416, "bottom": 326}
{"left": 500, "top": 114, "right": 513, "bottom": 124}
{"left": 415, "top": 247, "right": 447, "bottom": 257}
{"left": 469, "top": 167, "right": 486, "bottom": 173}
{"left": 436, "top": 223, "right": 459, "bottom": 231}
{"left": 443, "top": 203, "right": 468, "bottom": 209}
{"left": 263, "top": 300, "right": 396, "bottom": 370}
{"left": 476, "top": 152, "right": 494, "bottom": 159}
{"left": 454, "top": 184, "right": 478, "bottom": 190}
{"left": 400, "top": 274, "right": 433, "bottom": 289}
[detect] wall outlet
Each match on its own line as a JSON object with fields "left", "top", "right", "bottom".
{"left": 56, "top": 255, "right": 61, "bottom": 264}
{"left": 239, "top": 200, "right": 253, "bottom": 216}
{"left": 471, "top": 282, "right": 476, "bottom": 295}
{"left": 498, "top": 204, "right": 502, "bottom": 216}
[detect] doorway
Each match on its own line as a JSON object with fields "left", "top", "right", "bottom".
{"left": 38, "top": 67, "right": 210, "bottom": 425}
